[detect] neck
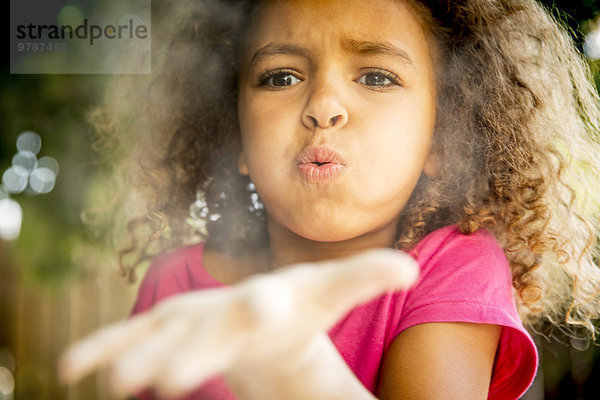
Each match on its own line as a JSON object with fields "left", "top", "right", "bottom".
{"left": 266, "top": 220, "right": 398, "bottom": 269}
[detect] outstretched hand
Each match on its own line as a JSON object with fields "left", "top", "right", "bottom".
{"left": 59, "top": 249, "right": 418, "bottom": 399}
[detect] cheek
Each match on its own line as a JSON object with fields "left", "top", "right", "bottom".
{"left": 352, "top": 102, "right": 435, "bottom": 195}
{"left": 240, "top": 101, "right": 296, "bottom": 157}
{"left": 241, "top": 93, "right": 296, "bottom": 129}
{"left": 240, "top": 95, "right": 307, "bottom": 168}
{"left": 363, "top": 101, "right": 434, "bottom": 153}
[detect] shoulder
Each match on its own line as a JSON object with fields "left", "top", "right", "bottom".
{"left": 144, "top": 243, "right": 208, "bottom": 290}
{"left": 411, "top": 225, "right": 507, "bottom": 271}
{"left": 401, "top": 225, "right": 516, "bottom": 328}
{"left": 408, "top": 226, "right": 512, "bottom": 299}
{"left": 130, "top": 243, "right": 213, "bottom": 315}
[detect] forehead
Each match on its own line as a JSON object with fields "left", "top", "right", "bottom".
{"left": 242, "top": 0, "right": 432, "bottom": 61}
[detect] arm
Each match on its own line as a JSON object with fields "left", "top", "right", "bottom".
{"left": 377, "top": 322, "right": 501, "bottom": 400}
{"left": 60, "top": 249, "right": 417, "bottom": 399}
{"left": 229, "top": 322, "right": 500, "bottom": 400}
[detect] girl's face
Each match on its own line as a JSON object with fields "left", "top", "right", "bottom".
{"left": 238, "top": 0, "right": 437, "bottom": 245}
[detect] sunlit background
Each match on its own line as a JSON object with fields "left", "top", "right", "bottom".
{"left": 2, "top": 0, "right": 600, "bottom": 399}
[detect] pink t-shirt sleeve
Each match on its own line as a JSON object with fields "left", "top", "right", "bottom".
{"left": 398, "top": 227, "right": 538, "bottom": 399}
{"left": 131, "top": 243, "right": 220, "bottom": 316}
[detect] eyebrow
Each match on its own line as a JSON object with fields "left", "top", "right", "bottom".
{"left": 341, "top": 39, "right": 414, "bottom": 65}
{"left": 247, "top": 39, "right": 414, "bottom": 69}
{"left": 249, "top": 43, "right": 315, "bottom": 69}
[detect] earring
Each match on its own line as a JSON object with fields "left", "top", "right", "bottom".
{"left": 247, "top": 181, "right": 265, "bottom": 219}
{"left": 189, "top": 190, "right": 223, "bottom": 234}
{"left": 191, "top": 192, "right": 209, "bottom": 220}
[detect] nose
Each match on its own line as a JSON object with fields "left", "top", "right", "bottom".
{"left": 302, "top": 81, "right": 348, "bottom": 130}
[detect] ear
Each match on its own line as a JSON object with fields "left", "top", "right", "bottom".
{"left": 422, "top": 150, "right": 440, "bottom": 178}
{"left": 238, "top": 151, "right": 249, "bottom": 175}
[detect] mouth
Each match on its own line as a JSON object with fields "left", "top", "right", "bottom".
{"left": 296, "top": 146, "right": 345, "bottom": 165}
{"left": 296, "top": 146, "right": 345, "bottom": 184}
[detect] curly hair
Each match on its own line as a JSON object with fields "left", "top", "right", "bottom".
{"left": 91, "top": 0, "right": 600, "bottom": 338}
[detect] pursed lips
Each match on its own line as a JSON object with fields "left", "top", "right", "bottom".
{"left": 296, "top": 145, "right": 345, "bottom": 184}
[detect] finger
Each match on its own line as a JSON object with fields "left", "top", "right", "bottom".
{"left": 109, "top": 317, "right": 193, "bottom": 397}
{"left": 151, "top": 287, "right": 235, "bottom": 316}
{"left": 59, "top": 314, "right": 159, "bottom": 384}
{"left": 108, "top": 289, "right": 234, "bottom": 396}
{"left": 153, "top": 310, "right": 246, "bottom": 398}
{"left": 316, "top": 248, "right": 419, "bottom": 297}
{"left": 280, "top": 249, "right": 419, "bottom": 329}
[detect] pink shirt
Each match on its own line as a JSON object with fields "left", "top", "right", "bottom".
{"left": 131, "top": 225, "right": 538, "bottom": 399}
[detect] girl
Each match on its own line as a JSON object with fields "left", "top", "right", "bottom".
{"left": 61, "top": 0, "right": 600, "bottom": 399}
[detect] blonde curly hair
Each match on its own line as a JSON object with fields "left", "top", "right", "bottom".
{"left": 91, "top": 0, "right": 600, "bottom": 338}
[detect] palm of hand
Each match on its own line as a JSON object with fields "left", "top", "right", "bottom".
{"left": 59, "top": 249, "right": 418, "bottom": 398}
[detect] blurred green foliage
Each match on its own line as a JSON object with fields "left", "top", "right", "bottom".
{"left": 0, "top": 72, "right": 109, "bottom": 287}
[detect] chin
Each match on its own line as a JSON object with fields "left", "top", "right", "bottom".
{"left": 294, "top": 223, "right": 363, "bottom": 243}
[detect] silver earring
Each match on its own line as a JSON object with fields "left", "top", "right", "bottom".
{"left": 247, "top": 181, "right": 265, "bottom": 219}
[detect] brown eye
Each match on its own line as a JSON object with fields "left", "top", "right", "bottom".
{"left": 362, "top": 73, "right": 390, "bottom": 86}
{"left": 356, "top": 69, "right": 401, "bottom": 88}
{"left": 260, "top": 71, "right": 302, "bottom": 87}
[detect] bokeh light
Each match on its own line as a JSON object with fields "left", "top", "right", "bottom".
{"left": 2, "top": 167, "right": 28, "bottom": 194}
{"left": 12, "top": 151, "right": 38, "bottom": 174}
{"left": 0, "top": 131, "right": 58, "bottom": 240}
{"left": 57, "top": 5, "right": 84, "bottom": 27}
{"left": 0, "top": 349, "right": 14, "bottom": 399}
{"left": 1, "top": 131, "right": 59, "bottom": 199}
{"left": 15, "top": 131, "right": 41, "bottom": 155}
{"left": 0, "top": 198, "right": 23, "bottom": 241}
{"left": 29, "top": 167, "right": 56, "bottom": 194}
{"left": 584, "top": 28, "right": 600, "bottom": 59}
{"left": 0, "top": 367, "right": 15, "bottom": 397}
{"left": 37, "top": 156, "right": 60, "bottom": 176}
